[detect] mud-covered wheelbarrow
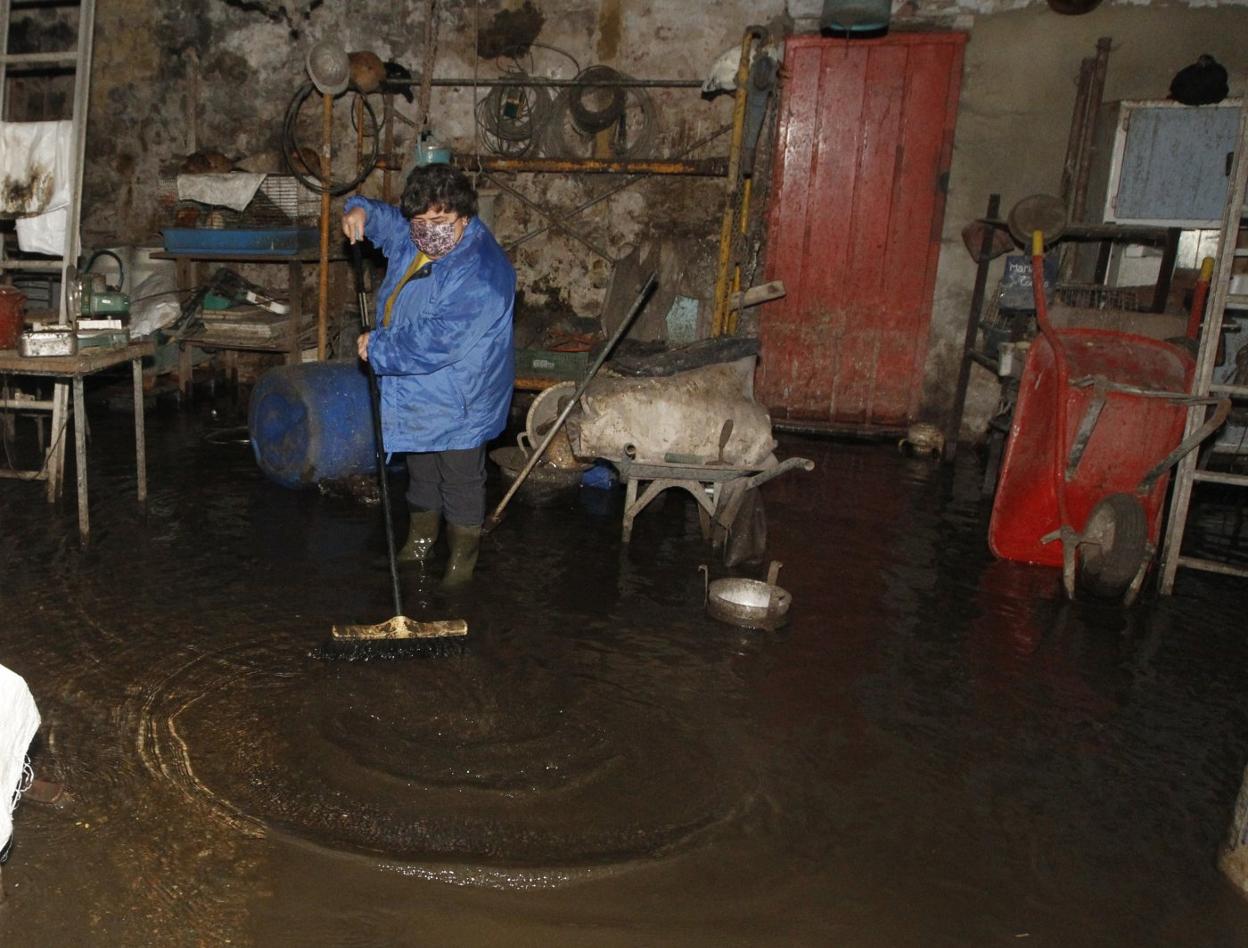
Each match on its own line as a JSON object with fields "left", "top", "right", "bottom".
{"left": 988, "top": 231, "right": 1230, "bottom": 605}
{"left": 615, "top": 453, "right": 814, "bottom": 550}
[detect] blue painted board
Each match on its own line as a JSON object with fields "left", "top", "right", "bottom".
{"left": 1114, "top": 105, "right": 1239, "bottom": 223}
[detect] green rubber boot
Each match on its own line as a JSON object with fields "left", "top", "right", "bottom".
{"left": 442, "top": 522, "right": 481, "bottom": 587}
{"left": 397, "top": 508, "right": 440, "bottom": 564}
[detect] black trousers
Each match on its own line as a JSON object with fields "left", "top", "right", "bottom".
{"left": 405, "top": 445, "right": 487, "bottom": 526}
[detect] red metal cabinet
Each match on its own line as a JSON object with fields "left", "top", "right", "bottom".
{"left": 758, "top": 33, "right": 966, "bottom": 429}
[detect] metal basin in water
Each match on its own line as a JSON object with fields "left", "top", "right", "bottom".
{"left": 489, "top": 445, "right": 584, "bottom": 507}
{"left": 702, "top": 562, "right": 791, "bottom": 631}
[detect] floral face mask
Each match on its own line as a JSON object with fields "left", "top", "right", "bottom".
{"left": 408, "top": 216, "right": 461, "bottom": 258}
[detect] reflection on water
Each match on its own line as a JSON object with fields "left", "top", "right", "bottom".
{"left": 1, "top": 402, "right": 1247, "bottom": 945}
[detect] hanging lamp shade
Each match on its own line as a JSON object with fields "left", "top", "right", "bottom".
{"left": 820, "top": 0, "right": 891, "bottom": 33}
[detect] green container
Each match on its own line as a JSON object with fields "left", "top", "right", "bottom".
{"left": 514, "top": 347, "right": 589, "bottom": 381}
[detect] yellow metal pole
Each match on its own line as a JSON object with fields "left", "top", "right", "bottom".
{"left": 711, "top": 26, "right": 765, "bottom": 337}
{"left": 725, "top": 176, "right": 753, "bottom": 335}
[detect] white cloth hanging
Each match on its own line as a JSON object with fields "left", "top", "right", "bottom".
{"left": 0, "top": 120, "right": 73, "bottom": 255}
{"left": 0, "top": 662, "right": 41, "bottom": 851}
{"left": 176, "top": 172, "right": 266, "bottom": 212}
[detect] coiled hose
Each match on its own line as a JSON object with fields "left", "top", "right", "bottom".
{"left": 281, "top": 82, "right": 380, "bottom": 195}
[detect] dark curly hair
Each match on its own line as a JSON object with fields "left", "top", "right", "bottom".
{"left": 400, "top": 163, "right": 478, "bottom": 219}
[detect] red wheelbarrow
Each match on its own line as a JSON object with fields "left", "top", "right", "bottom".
{"left": 988, "top": 232, "right": 1230, "bottom": 604}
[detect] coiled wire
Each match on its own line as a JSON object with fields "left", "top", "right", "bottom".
{"left": 281, "top": 82, "right": 380, "bottom": 195}
{"left": 474, "top": 72, "right": 553, "bottom": 157}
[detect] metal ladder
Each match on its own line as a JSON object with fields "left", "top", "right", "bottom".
{"left": 1158, "top": 101, "right": 1248, "bottom": 593}
{"left": 0, "top": 0, "right": 96, "bottom": 498}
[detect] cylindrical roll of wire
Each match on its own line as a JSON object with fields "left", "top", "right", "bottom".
{"left": 542, "top": 66, "right": 657, "bottom": 159}
{"left": 568, "top": 65, "right": 626, "bottom": 133}
{"left": 475, "top": 73, "right": 553, "bottom": 157}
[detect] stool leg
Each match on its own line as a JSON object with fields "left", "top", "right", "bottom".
{"left": 46, "top": 381, "right": 68, "bottom": 502}
{"left": 133, "top": 358, "right": 147, "bottom": 503}
{"left": 73, "top": 376, "right": 89, "bottom": 545}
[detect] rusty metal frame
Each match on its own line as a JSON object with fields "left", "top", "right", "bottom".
{"left": 456, "top": 156, "right": 726, "bottom": 176}
{"left": 711, "top": 26, "right": 767, "bottom": 337}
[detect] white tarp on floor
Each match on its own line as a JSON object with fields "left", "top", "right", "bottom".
{"left": 0, "top": 663, "right": 40, "bottom": 851}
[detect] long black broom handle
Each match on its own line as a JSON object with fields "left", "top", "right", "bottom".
{"left": 485, "top": 271, "right": 657, "bottom": 528}
{"left": 351, "top": 241, "right": 405, "bottom": 618}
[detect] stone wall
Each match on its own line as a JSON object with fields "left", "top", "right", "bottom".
{"left": 59, "top": 0, "right": 1248, "bottom": 431}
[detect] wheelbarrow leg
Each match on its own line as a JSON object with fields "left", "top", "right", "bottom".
{"left": 1062, "top": 529, "right": 1078, "bottom": 601}
{"left": 622, "top": 476, "right": 641, "bottom": 543}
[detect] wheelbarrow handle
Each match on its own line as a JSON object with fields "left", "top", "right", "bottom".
{"left": 744, "top": 457, "right": 815, "bottom": 491}
{"left": 1138, "top": 398, "right": 1232, "bottom": 494}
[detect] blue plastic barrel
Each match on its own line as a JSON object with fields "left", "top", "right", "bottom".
{"left": 248, "top": 362, "right": 377, "bottom": 488}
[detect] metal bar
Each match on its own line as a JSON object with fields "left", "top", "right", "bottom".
{"left": 61, "top": 0, "right": 94, "bottom": 327}
{"left": 72, "top": 374, "right": 87, "bottom": 544}
{"left": 0, "top": 399, "right": 55, "bottom": 410}
{"left": 481, "top": 173, "right": 616, "bottom": 262}
{"left": 1065, "top": 388, "right": 1108, "bottom": 481}
{"left": 132, "top": 357, "right": 146, "bottom": 503}
{"left": 1192, "top": 469, "right": 1248, "bottom": 487}
{"left": 743, "top": 456, "right": 815, "bottom": 491}
{"left": 1059, "top": 223, "right": 1174, "bottom": 241}
{"left": 772, "top": 418, "right": 907, "bottom": 439}
{"left": 1176, "top": 555, "right": 1248, "bottom": 579}
{"left": 1070, "top": 37, "right": 1112, "bottom": 225}
{"left": 944, "top": 193, "right": 1001, "bottom": 462}
{"left": 1092, "top": 240, "right": 1113, "bottom": 284}
{"left": 1210, "top": 382, "right": 1248, "bottom": 396}
{"left": 502, "top": 124, "right": 731, "bottom": 252}
{"left": 1151, "top": 227, "right": 1182, "bottom": 313}
{"left": 0, "top": 50, "right": 77, "bottom": 65}
{"left": 394, "top": 77, "right": 705, "bottom": 89}
{"left": 0, "top": 469, "right": 48, "bottom": 480}
{"left": 1060, "top": 57, "right": 1095, "bottom": 209}
{"left": 455, "top": 155, "right": 727, "bottom": 176}
{"left": 712, "top": 26, "right": 766, "bottom": 336}
{"left": 1139, "top": 398, "right": 1231, "bottom": 493}
{"left": 382, "top": 93, "right": 395, "bottom": 203}
{"left": 0, "top": 0, "right": 10, "bottom": 116}
{"left": 317, "top": 90, "right": 331, "bottom": 361}
{"left": 0, "top": 259, "right": 64, "bottom": 270}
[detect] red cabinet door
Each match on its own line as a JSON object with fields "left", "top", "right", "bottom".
{"left": 758, "top": 33, "right": 965, "bottom": 429}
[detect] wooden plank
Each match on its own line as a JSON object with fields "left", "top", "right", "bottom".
{"left": 0, "top": 341, "right": 154, "bottom": 377}
{"left": 841, "top": 42, "right": 908, "bottom": 422}
{"left": 759, "top": 40, "right": 826, "bottom": 409}
{"left": 728, "top": 281, "right": 785, "bottom": 311}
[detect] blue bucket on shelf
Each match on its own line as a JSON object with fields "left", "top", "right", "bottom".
{"left": 248, "top": 362, "right": 377, "bottom": 488}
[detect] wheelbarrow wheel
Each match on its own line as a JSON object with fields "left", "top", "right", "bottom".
{"left": 1077, "top": 493, "right": 1149, "bottom": 600}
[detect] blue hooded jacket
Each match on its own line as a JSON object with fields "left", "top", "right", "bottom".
{"left": 344, "top": 196, "right": 516, "bottom": 454}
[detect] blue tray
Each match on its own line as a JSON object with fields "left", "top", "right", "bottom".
{"left": 162, "top": 227, "right": 318, "bottom": 256}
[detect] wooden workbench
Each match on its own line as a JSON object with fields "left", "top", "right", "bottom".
{"left": 0, "top": 340, "right": 154, "bottom": 544}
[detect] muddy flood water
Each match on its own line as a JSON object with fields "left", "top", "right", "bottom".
{"left": 3, "top": 395, "right": 1248, "bottom": 946}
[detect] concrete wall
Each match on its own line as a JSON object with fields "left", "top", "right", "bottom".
{"left": 929, "top": 4, "right": 1248, "bottom": 436}
{"left": 62, "top": 0, "right": 1248, "bottom": 432}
